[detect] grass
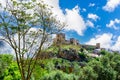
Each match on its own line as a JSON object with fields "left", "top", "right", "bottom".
{"left": 61, "top": 44, "right": 81, "bottom": 51}
{"left": 45, "top": 44, "right": 81, "bottom": 53}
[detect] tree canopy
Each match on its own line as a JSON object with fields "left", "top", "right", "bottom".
{"left": 0, "top": 0, "right": 65, "bottom": 80}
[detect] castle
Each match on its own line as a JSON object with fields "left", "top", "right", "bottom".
{"left": 54, "top": 33, "right": 79, "bottom": 45}
{"left": 54, "top": 33, "right": 100, "bottom": 49}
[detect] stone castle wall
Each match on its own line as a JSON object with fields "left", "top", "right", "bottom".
{"left": 54, "top": 33, "right": 65, "bottom": 44}
{"left": 54, "top": 33, "right": 79, "bottom": 45}
{"left": 54, "top": 33, "right": 100, "bottom": 49}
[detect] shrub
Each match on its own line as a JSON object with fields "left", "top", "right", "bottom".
{"left": 40, "top": 70, "right": 78, "bottom": 80}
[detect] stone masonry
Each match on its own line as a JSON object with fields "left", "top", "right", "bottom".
{"left": 54, "top": 33, "right": 100, "bottom": 49}
{"left": 54, "top": 33, "right": 79, "bottom": 45}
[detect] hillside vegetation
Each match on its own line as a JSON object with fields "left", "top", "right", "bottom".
{"left": 0, "top": 44, "right": 120, "bottom": 80}
{"left": 46, "top": 44, "right": 81, "bottom": 53}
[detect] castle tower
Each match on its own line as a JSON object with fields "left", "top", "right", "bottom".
{"left": 54, "top": 33, "right": 65, "bottom": 44}
{"left": 70, "top": 38, "right": 79, "bottom": 45}
{"left": 96, "top": 43, "right": 100, "bottom": 49}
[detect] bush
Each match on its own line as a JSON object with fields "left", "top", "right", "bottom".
{"left": 40, "top": 70, "right": 78, "bottom": 80}
{"left": 100, "top": 50, "right": 108, "bottom": 55}
{"left": 0, "top": 54, "right": 14, "bottom": 79}
{"left": 3, "top": 62, "right": 21, "bottom": 80}
{"left": 79, "top": 66, "right": 98, "bottom": 80}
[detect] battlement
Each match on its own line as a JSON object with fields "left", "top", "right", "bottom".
{"left": 54, "top": 33, "right": 79, "bottom": 45}
{"left": 81, "top": 43, "right": 100, "bottom": 50}
{"left": 53, "top": 33, "right": 100, "bottom": 49}
{"left": 70, "top": 38, "right": 79, "bottom": 45}
{"left": 54, "top": 33, "right": 66, "bottom": 44}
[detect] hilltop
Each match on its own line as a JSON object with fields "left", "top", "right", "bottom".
{"left": 38, "top": 33, "right": 103, "bottom": 61}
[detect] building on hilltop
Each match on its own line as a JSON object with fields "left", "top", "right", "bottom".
{"left": 70, "top": 38, "right": 79, "bottom": 45}
{"left": 53, "top": 33, "right": 101, "bottom": 50}
{"left": 54, "top": 33, "right": 65, "bottom": 44}
{"left": 53, "top": 33, "right": 79, "bottom": 45}
{"left": 81, "top": 43, "right": 101, "bottom": 50}
{"left": 96, "top": 43, "right": 100, "bottom": 49}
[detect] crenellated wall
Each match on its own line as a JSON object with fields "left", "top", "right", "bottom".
{"left": 54, "top": 33, "right": 79, "bottom": 45}
{"left": 54, "top": 33, "right": 100, "bottom": 49}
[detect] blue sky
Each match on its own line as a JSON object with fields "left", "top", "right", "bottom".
{"left": 59, "top": 0, "right": 120, "bottom": 43}
{"left": 42, "top": 0, "right": 120, "bottom": 50}
{"left": 0, "top": 0, "right": 120, "bottom": 51}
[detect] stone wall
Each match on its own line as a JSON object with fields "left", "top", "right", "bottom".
{"left": 81, "top": 43, "right": 101, "bottom": 50}
{"left": 70, "top": 38, "right": 79, "bottom": 45}
{"left": 96, "top": 43, "right": 100, "bottom": 49}
{"left": 54, "top": 33, "right": 100, "bottom": 48}
{"left": 54, "top": 33, "right": 79, "bottom": 45}
{"left": 54, "top": 33, "right": 65, "bottom": 44}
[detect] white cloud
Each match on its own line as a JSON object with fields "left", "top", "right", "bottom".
{"left": 82, "top": 8, "right": 86, "bottom": 12}
{"left": 103, "top": 0, "right": 120, "bottom": 12}
{"left": 86, "top": 33, "right": 113, "bottom": 48}
{"left": 43, "top": 0, "right": 66, "bottom": 22}
{"left": 89, "top": 3, "right": 95, "bottom": 7}
{"left": 86, "top": 33, "right": 120, "bottom": 51}
{"left": 0, "top": 0, "right": 6, "bottom": 8}
{"left": 106, "top": 18, "right": 120, "bottom": 30}
{"left": 43, "top": 0, "right": 86, "bottom": 36}
{"left": 86, "top": 20, "right": 94, "bottom": 28}
{"left": 88, "top": 13, "right": 100, "bottom": 21}
{"left": 65, "top": 6, "right": 86, "bottom": 36}
{"left": 112, "top": 36, "right": 120, "bottom": 51}
{"left": 0, "top": 0, "right": 87, "bottom": 36}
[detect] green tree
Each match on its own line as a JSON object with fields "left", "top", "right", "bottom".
{"left": 4, "top": 62, "right": 21, "bottom": 80}
{"left": 100, "top": 50, "right": 107, "bottom": 55}
{"left": 40, "top": 70, "right": 78, "bottom": 80}
{"left": 0, "top": 0, "right": 65, "bottom": 80}
{"left": 0, "top": 54, "right": 13, "bottom": 79}
{"left": 79, "top": 66, "right": 98, "bottom": 80}
{"left": 108, "top": 53, "right": 120, "bottom": 80}
{"left": 88, "top": 53, "right": 117, "bottom": 80}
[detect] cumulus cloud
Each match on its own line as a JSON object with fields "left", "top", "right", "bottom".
{"left": 43, "top": 0, "right": 66, "bottom": 22}
{"left": 65, "top": 6, "right": 86, "bottom": 36}
{"left": 0, "top": 0, "right": 87, "bottom": 36}
{"left": 103, "top": 0, "right": 120, "bottom": 12}
{"left": 106, "top": 18, "right": 120, "bottom": 30}
{"left": 0, "top": 0, "right": 6, "bottom": 8}
{"left": 82, "top": 8, "right": 87, "bottom": 12}
{"left": 0, "top": 0, "right": 88, "bottom": 54}
{"left": 86, "top": 33, "right": 120, "bottom": 51}
{"left": 43, "top": 0, "right": 86, "bottom": 36}
{"left": 88, "top": 13, "right": 100, "bottom": 21}
{"left": 86, "top": 20, "right": 94, "bottom": 28}
{"left": 89, "top": 3, "right": 95, "bottom": 7}
{"left": 112, "top": 36, "right": 120, "bottom": 51}
{"left": 86, "top": 33, "right": 113, "bottom": 48}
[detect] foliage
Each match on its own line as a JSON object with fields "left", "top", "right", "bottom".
{"left": 1, "top": 46, "right": 120, "bottom": 80}
{"left": 34, "top": 47, "right": 120, "bottom": 80}
{"left": 87, "top": 53, "right": 119, "bottom": 80}
{"left": 46, "top": 45, "right": 59, "bottom": 53}
{"left": 46, "top": 44, "right": 81, "bottom": 53}
{"left": 61, "top": 44, "right": 81, "bottom": 51}
{"left": 0, "top": 54, "right": 21, "bottom": 80}
{"left": 100, "top": 50, "right": 108, "bottom": 55}
{"left": 79, "top": 66, "right": 98, "bottom": 80}
{"left": 78, "top": 52, "right": 88, "bottom": 62}
{"left": 0, "top": 54, "right": 13, "bottom": 79}
{"left": 0, "top": 0, "right": 64, "bottom": 79}
{"left": 40, "top": 70, "right": 79, "bottom": 80}
{"left": 4, "top": 62, "right": 21, "bottom": 80}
